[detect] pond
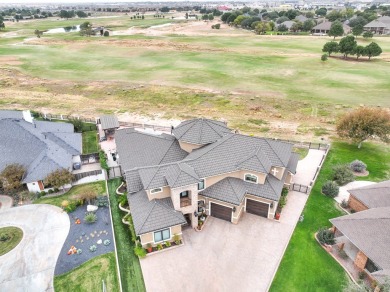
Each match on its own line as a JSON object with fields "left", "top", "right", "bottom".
{"left": 45, "top": 25, "right": 80, "bottom": 34}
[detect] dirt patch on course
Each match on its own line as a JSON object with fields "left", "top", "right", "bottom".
{"left": 0, "top": 56, "right": 22, "bottom": 66}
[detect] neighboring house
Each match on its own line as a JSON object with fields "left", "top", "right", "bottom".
{"left": 278, "top": 21, "right": 296, "bottom": 31}
{"left": 0, "top": 110, "right": 82, "bottom": 193}
{"left": 99, "top": 115, "right": 119, "bottom": 139}
{"left": 330, "top": 207, "right": 390, "bottom": 285}
{"left": 364, "top": 16, "right": 390, "bottom": 35}
{"left": 311, "top": 21, "right": 351, "bottom": 35}
{"left": 116, "top": 118, "right": 299, "bottom": 248}
{"left": 348, "top": 180, "right": 390, "bottom": 212}
{"left": 295, "top": 15, "right": 308, "bottom": 23}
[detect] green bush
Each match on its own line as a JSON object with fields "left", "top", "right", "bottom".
{"left": 157, "top": 243, "right": 163, "bottom": 250}
{"left": 332, "top": 164, "right": 355, "bottom": 185}
{"left": 341, "top": 199, "right": 348, "bottom": 208}
{"left": 103, "top": 239, "right": 111, "bottom": 246}
{"left": 48, "top": 189, "right": 54, "bottom": 194}
{"left": 349, "top": 160, "right": 367, "bottom": 173}
{"left": 54, "top": 187, "right": 60, "bottom": 192}
{"left": 321, "top": 54, "right": 328, "bottom": 61}
{"left": 40, "top": 191, "right": 46, "bottom": 197}
{"left": 99, "top": 150, "right": 109, "bottom": 171}
{"left": 322, "top": 180, "right": 339, "bottom": 198}
{"left": 134, "top": 245, "right": 146, "bottom": 258}
{"left": 64, "top": 201, "right": 77, "bottom": 213}
{"left": 118, "top": 195, "right": 128, "bottom": 206}
{"left": 77, "top": 249, "right": 82, "bottom": 254}
{"left": 165, "top": 241, "right": 171, "bottom": 247}
{"left": 89, "top": 245, "right": 97, "bottom": 252}
{"left": 103, "top": 31, "right": 109, "bottom": 37}
{"left": 0, "top": 233, "right": 10, "bottom": 242}
{"left": 317, "top": 227, "right": 335, "bottom": 245}
{"left": 84, "top": 212, "right": 97, "bottom": 223}
{"left": 338, "top": 248, "right": 348, "bottom": 259}
{"left": 173, "top": 234, "right": 181, "bottom": 245}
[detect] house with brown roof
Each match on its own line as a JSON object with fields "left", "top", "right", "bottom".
{"left": 311, "top": 21, "right": 351, "bottom": 35}
{"left": 115, "top": 118, "right": 299, "bottom": 248}
{"left": 348, "top": 180, "right": 390, "bottom": 212}
{"left": 330, "top": 207, "right": 390, "bottom": 285}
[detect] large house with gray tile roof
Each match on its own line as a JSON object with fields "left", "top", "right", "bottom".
{"left": 0, "top": 110, "right": 98, "bottom": 193}
{"left": 348, "top": 180, "right": 390, "bottom": 212}
{"left": 115, "top": 118, "right": 299, "bottom": 248}
{"left": 330, "top": 207, "right": 390, "bottom": 285}
{"left": 364, "top": 16, "right": 390, "bottom": 35}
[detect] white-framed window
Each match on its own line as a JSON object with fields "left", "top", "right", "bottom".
{"left": 150, "top": 187, "right": 162, "bottom": 194}
{"left": 244, "top": 173, "right": 258, "bottom": 183}
{"left": 198, "top": 179, "right": 205, "bottom": 190}
{"left": 154, "top": 228, "right": 170, "bottom": 243}
{"left": 180, "top": 190, "right": 189, "bottom": 198}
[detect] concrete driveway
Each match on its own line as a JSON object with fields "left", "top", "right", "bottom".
{"left": 0, "top": 204, "right": 70, "bottom": 291}
{"left": 140, "top": 149, "right": 326, "bottom": 292}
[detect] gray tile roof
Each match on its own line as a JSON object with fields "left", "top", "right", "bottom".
{"left": 165, "top": 163, "right": 200, "bottom": 188}
{"left": 287, "top": 153, "right": 300, "bottom": 174}
{"left": 172, "top": 118, "right": 232, "bottom": 145}
{"left": 0, "top": 111, "right": 81, "bottom": 183}
{"left": 330, "top": 207, "right": 390, "bottom": 272}
{"left": 200, "top": 173, "right": 286, "bottom": 206}
{"left": 348, "top": 180, "right": 390, "bottom": 209}
{"left": 100, "top": 115, "right": 119, "bottom": 130}
{"left": 115, "top": 129, "right": 188, "bottom": 171}
{"left": 236, "top": 147, "right": 272, "bottom": 173}
{"left": 127, "top": 190, "right": 186, "bottom": 235}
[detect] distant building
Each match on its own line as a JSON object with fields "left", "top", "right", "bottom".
{"left": 311, "top": 21, "right": 351, "bottom": 35}
{"left": 364, "top": 16, "right": 390, "bottom": 35}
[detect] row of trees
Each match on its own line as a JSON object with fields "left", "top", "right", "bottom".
{"left": 59, "top": 10, "right": 89, "bottom": 19}
{"left": 322, "top": 36, "right": 382, "bottom": 59}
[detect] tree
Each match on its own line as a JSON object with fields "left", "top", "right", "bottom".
{"left": 352, "top": 24, "right": 363, "bottom": 37}
{"left": 328, "top": 21, "right": 344, "bottom": 39}
{"left": 160, "top": 7, "right": 169, "bottom": 13}
{"left": 291, "top": 21, "right": 302, "bottom": 32}
{"left": 255, "top": 21, "right": 270, "bottom": 34}
{"left": 75, "top": 185, "right": 98, "bottom": 204}
{"left": 363, "top": 31, "right": 373, "bottom": 38}
{"left": 277, "top": 24, "right": 288, "bottom": 32}
{"left": 285, "top": 9, "right": 299, "bottom": 20}
{"left": 321, "top": 54, "right": 328, "bottom": 61}
{"left": 0, "top": 16, "right": 5, "bottom": 30}
{"left": 34, "top": 29, "right": 43, "bottom": 38}
{"left": 338, "top": 35, "right": 357, "bottom": 58}
{"left": 76, "top": 10, "right": 87, "bottom": 18}
{"left": 348, "top": 16, "right": 368, "bottom": 28}
{"left": 208, "top": 14, "right": 214, "bottom": 21}
{"left": 365, "top": 42, "right": 382, "bottom": 60}
{"left": 276, "top": 16, "right": 289, "bottom": 24}
{"left": 69, "top": 118, "right": 83, "bottom": 132}
{"left": 306, "top": 12, "right": 315, "bottom": 18}
{"left": 322, "top": 41, "right": 339, "bottom": 56}
{"left": 302, "top": 19, "right": 315, "bottom": 31}
{"left": 336, "top": 107, "right": 390, "bottom": 148}
{"left": 46, "top": 169, "right": 73, "bottom": 191}
{"left": 354, "top": 45, "right": 366, "bottom": 59}
{"left": 227, "top": 14, "right": 237, "bottom": 24}
{"left": 315, "top": 8, "right": 327, "bottom": 17}
{"left": 326, "top": 10, "right": 343, "bottom": 22}
{"left": 0, "top": 164, "right": 26, "bottom": 192}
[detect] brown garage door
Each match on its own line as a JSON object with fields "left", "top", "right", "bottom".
{"left": 210, "top": 203, "right": 232, "bottom": 222}
{"left": 246, "top": 199, "right": 269, "bottom": 218}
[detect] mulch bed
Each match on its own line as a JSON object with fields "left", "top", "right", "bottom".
{"left": 54, "top": 204, "right": 114, "bottom": 275}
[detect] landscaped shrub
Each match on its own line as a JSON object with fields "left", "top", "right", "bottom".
{"left": 341, "top": 199, "right": 348, "bottom": 208}
{"left": 164, "top": 241, "right": 171, "bottom": 247}
{"left": 350, "top": 160, "right": 367, "bottom": 173}
{"left": 64, "top": 201, "right": 77, "bottom": 213}
{"left": 40, "top": 191, "right": 46, "bottom": 197}
{"left": 279, "top": 187, "right": 289, "bottom": 209}
{"left": 103, "top": 239, "right": 111, "bottom": 246}
{"left": 103, "top": 31, "right": 109, "bottom": 37}
{"left": 84, "top": 212, "right": 97, "bottom": 224}
{"left": 89, "top": 245, "right": 97, "bottom": 252}
{"left": 48, "top": 189, "right": 54, "bottom": 194}
{"left": 0, "top": 233, "right": 10, "bottom": 242}
{"left": 54, "top": 187, "right": 60, "bottom": 193}
{"left": 118, "top": 195, "right": 128, "bottom": 207}
{"left": 173, "top": 234, "right": 181, "bottom": 245}
{"left": 128, "top": 215, "right": 137, "bottom": 243}
{"left": 321, "top": 54, "right": 328, "bottom": 61}
{"left": 77, "top": 249, "right": 82, "bottom": 254}
{"left": 157, "top": 243, "right": 163, "bottom": 251}
{"left": 332, "top": 164, "right": 355, "bottom": 186}
{"left": 317, "top": 227, "right": 335, "bottom": 245}
{"left": 134, "top": 245, "right": 146, "bottom": 258}
{"left": 96, "top": 195, "right": 109, "bottom": 207}
{"left": 338, "top": 248, "right": 348, "bottom": 259}
{"left": 321, "top": 181, "right": 339, "bottom": 198}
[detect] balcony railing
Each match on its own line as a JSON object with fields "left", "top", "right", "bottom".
{"left": 180, "top": 198, "right": 191, "bottom": 208}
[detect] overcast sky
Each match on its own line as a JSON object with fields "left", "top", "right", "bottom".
{"left": 1, "top": 0, "right": 216, "bottom": 3}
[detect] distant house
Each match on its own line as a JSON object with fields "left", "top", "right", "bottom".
{"left": 348, "top": 180, "right": 390, "bottom": 212}
{"left": 295, "top": 15, "right": 308, "bottom": 23}
{"left": 98, "top": 115, "right": 119, "bottom": 139}
{"left": 0, "top": 110, "right": 82, "bottom": 193}
{"left": 330, "top": 207, "right": 390, "bottom": 286}
{"left": 311, "top": 21, "right": 351, "bottom": 35}
{"left": 115, "top": 118, "right": 299, "bottom": 249}
{"left": 364, "top": 16, "right": 390, "bottom": 35}
{"left": 278, "top": 21, "right": 296, "bottom": 31}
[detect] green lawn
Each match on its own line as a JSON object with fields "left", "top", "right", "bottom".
{"left": 0, "top": 227, "right": 23, "bottom": 256}
{"left": 82, "top": 131, "right": 99, "bottom": 154}
{"left": 270, "top": 141, "right": 390, "bottom": 291}
{"left": 108, "top": 179, "right": 145, "bottom": 292}
{"left": 54, "top": 252, "right": 119, "bottom": 292}
{"left": 34, "top": 181, "right": 106, "bottom": 207}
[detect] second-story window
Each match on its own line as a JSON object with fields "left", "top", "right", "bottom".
{"left": 244, "top": 174, "right": 258, "bottom": 184}
{"left": 150, "top": 187, "right": 162, "bottom": 194}
{"left": 180, "top": 191, "right": 189, "bottom": 198}
{"left": 198, "top": 179, "right": 205, "bottom": 190}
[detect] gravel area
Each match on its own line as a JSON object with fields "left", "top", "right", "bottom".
{"left": 54, "top": 204, "right": 114, "bottom": 275}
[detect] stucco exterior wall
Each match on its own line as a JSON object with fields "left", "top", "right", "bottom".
{"left": 171, "top": 184, "right": 198, "bottom": 228}
{"left": 73, "top": 172, "right": 106, "bottom": 186}
{"left": 27, "top": 181, "right": 42, "bottom": 193}
{"left": 286, "top": 172, "right": 293, "bottom": 184}
{"left": 348, "top": 195, "right": 369, "bottom": 212}
{"left": 147, "top": 186, "right": 172, "bottom": 201}
{"left": 270, "top": 166, "right": 285, "bottom": 180}
{"left": 354, "top": 250, "right": 368, "bottom": 270}
{"left": 139, "top": 224, "right": 183, "bottom": 247}
{"left": 178, "top": 141, "right": 203, "bottom": 153}
{"left": 204, "top": 170, "right": 267, "bottom": 188}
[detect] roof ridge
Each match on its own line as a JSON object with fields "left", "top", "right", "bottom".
{"left": 45, "top": 132, "right": 79, "bottom": 154}
{"left": 227, "top": 177, "right": 244, "bottom": 203}
{"left": 143, "top": 167, "right": 161, "bottom": 189}
{"left": 266, "top": 175, "right": 278, "bottom": 196}
{"left": 264, "top": 139, "right": 284, "bottom": 166}
{"left": 155, "top": 198, "right": 184, "bottom": 220}
{"left": 179, "top": 163, "right": 199, "bottom": 180}
{"left": 157, "top": 139, "right": 178, "bottom": 165}
{"left": 137, "top": 200, "right": 156, "bottom": 234}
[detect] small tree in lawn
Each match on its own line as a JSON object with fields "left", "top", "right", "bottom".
{"left": 354, "top": 45, "right": 366, "bottom": 60}
{"left": 362, "top": 31, "right": 373, "bottom": 39}
{"left": 34, "top": 29, "right": 43, "bottom": 38}
{"left": 0, "top": 164, "right": 26, "bottom": 192}
{"left": 338, "top": 35, "right": 357, "bottom": 59}
{"left": 328, "top": 21, "right": 344, "bottom": 39}
{"left": 336, "top": 107, "right": 390, "bottom": 148}
{"left": 46, "top": 169, "right": 73, "bottom": 192}
{"left": 365, "top": 42, "right": 382, "bottom": 60}
{"left": 75, "top": 186, "right": 98, "bottom": 204}
{"left": 352, "top": 24, "right": 363, "bottom": 37}
{"left": 322, "top": 41, "right": 339, "bottom": 56}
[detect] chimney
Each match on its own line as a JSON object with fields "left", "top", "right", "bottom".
{"left": 22, "top": 110, "right": 34, "bottom": 124}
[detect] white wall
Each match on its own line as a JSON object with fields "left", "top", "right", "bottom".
{"left": 27, "top": 182, "right": 41, "bottom": 193}
{"left": 72, "top": 155, "right": 81, "bottom": 164}
{"left": 72, "top": 171, "right": 106, "bottom": 186}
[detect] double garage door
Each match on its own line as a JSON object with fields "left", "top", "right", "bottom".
{"left": 210, "top": 199, "right": 269, "bottom": 222}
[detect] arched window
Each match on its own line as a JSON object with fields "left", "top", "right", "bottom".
{"left": 244, "top": 173, "right": 258, "bottom": 183}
